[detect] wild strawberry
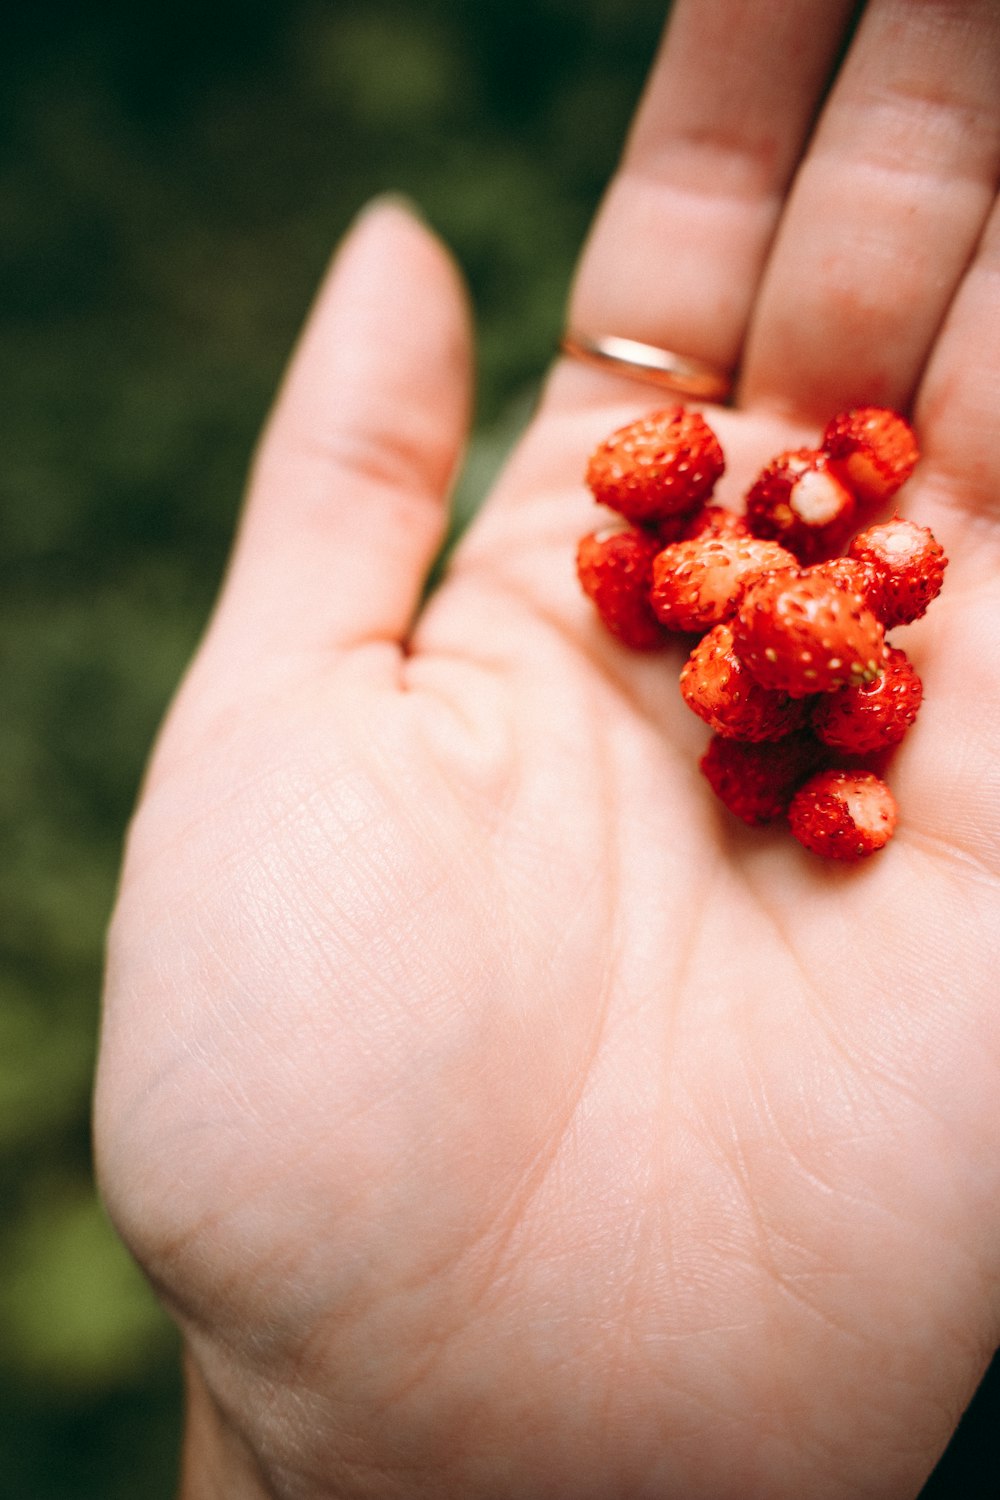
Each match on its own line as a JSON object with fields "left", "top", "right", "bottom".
{"left": 586, "top": 406, "right": 725, "bottom": 525}
{"left": 650, "top": 534, "right": 796, "bottom": 634}
{"left": 812, "top": 645, "right": 922, "bottom": 754}
{"left": 651, "top": 512, "right": 692, "bottom": 546}
{"left": 576, "top": 527, "right": 667, "bottom": 650}
{"left": 682, "top": 504, "right": 749, "bottom": 541}
{"left": 733, "top": 568, "right": 885, "bottom": 696}
{"left": 681, "top": 623, "right": 810, "bottom": 741}
{"left": 699, "top": 731, "right": 824, "bottom": 827}
{"left": 745, "top": 448, "right": 856, "bottom": 562}
{"left": 788, "top": 769, "right": 898, "bottom": 860}
{"left": 822, "top": 407, "right": 919, "bottom": 506}
{"left": 650, "top": 504, "right": 737, "bottom": 547}
{"left": 848, "top": 516, "right": 947, "bottom": 628}
{"left": 808, "top": 554, "right": 881, "bottom": 612}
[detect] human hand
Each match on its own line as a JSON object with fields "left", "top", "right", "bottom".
{"left": 96, "top": 3, "right": 1000, "bottom": 1496}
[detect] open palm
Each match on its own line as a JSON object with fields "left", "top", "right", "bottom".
{"left": 96, "top": 4, "right": 1000, "bottom": 1496}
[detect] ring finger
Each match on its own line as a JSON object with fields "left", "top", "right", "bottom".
{"left": 563, "top": 0, "right": 859, "bottom": 390}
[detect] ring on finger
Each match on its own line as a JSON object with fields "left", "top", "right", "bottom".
{"left": 560, "top": 332, "right": 734, "bottom": 405}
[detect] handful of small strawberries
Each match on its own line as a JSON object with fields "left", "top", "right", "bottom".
{"left": 576, "top": 406, "right": 947, "bottom": 860}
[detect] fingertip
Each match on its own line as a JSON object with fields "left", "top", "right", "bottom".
{"left": 201, "top": 193, "right": 474, "bottom": 679}
{"left": 274, "top": 193, "right": 473, "bottom": 476}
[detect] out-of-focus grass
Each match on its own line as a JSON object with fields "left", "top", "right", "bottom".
{"left": 0, "top": 2, "right": 663, "bottom": 1492}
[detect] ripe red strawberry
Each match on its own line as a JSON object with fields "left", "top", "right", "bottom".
{"left": 650, "top": 534, "right": 796, "bottom": 634}
{"left": 788, "top": 769, "right": 898, "bottom": 860}
{"left": 682, "top": 504, "right": 749, "bottom": 541}
{"left": 699, "top": 731, "right": 824, "bottom": 826}
{"left": 576, "top": 527, "right": 666, "bottom": 650}
{"left": 681, "top": 623, "right": 810, "bottom": 741}
{"left": 822, "top": 407, "right": 919, "bottom": 506}
{"left": 812, "top": 645, "right": 923, "bottom": 754}
{"left": 733, "top": 568, "right": 885, "bottom": 696}
{"left": 586, "top": 406, "right": 725, "bottom": 524}
{"left": 651, "top": 512, "right": 692, "bottom": 547}
{"left": 745, "top": 448, "right": 856, "bottom": 562}
{"left": 848, "top": 516, "right": 947, "bottom": 628}
{"left": 808, "top": 554, "right": 881, "bottom": 612}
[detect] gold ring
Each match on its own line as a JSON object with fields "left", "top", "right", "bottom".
{"left": 560, "top": 332, "right": 734, "bottom": 404}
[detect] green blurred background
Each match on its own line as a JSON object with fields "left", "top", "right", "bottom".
{"left": 1, "top": 1, "right": 996, "bottom": 1494}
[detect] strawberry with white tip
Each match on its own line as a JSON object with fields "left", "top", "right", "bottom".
{"left": 745, "top": 448, "right": 856, "bottom": 562}
{"left": 788, "top": 769, "right": 898, "bottom": 860}
{"left": 848, "top": 516, "right": 948, "bottom": 628}
{"left": 822, "top": 406, "right": 919, "bottom": 507}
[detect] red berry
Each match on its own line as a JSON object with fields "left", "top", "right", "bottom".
{"left": 745, "top": 448, "right": 856, "bottom": 562}
{"left": 682, "top": 504, "right": 749, "bottom": 541}
{"left": 574, "top": 404, "right": 938, "bottom": 862}
{"left": 822, "top": 407, "right": 919, "bottom": 506}
{"left": 699, "top": 731, "right": 824, "bottom": 827}
{"left": 733, "top": 568, "right": 885, "bottom": 697}
{"left": 848, "top": 516, "right": 947, "bottom": 628}
{"left": 812, "top": 645, "right": 923, "bottom": 754}
{"left": 650, "top": 513, "right": 692, "bottom": 546}
{"left": 586, "top": 407, "right": 725, "bottom": 525}
{"left": 788, "top": 769, "right": 898, "bottom": 860}
{"left": 681, "top": 623, "right": 810, "bottom": 741}
{"left": 576, "top": 527, "right": 667, "bottom": 651}
{"left": 808, "top": 554, "right": 881, "bottom": 611}
{"left": 650, "top": 534, "right": 796, "bottom": 634}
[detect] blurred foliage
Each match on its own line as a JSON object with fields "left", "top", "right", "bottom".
{"left": 0, "top": 1, "right": 665, "bottom": 1493}
{"left": 1, "top": 1, "right": 996, "bottom": 1494}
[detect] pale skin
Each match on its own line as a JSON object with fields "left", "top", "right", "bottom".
{"left": 95, "top": 2, "right": 1000, "bottom": 1496}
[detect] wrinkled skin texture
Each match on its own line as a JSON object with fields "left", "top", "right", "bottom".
{"left": 96, "top": 3, "right": 1000, "bottom": 1496}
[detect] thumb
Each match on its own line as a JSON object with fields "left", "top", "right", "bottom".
{"left": 199, "top": 197, "right": 473, "bottom": 674}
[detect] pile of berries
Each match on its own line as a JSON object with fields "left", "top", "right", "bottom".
{"left": 576, "top": 406, "right": 947, "bottom": 860}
